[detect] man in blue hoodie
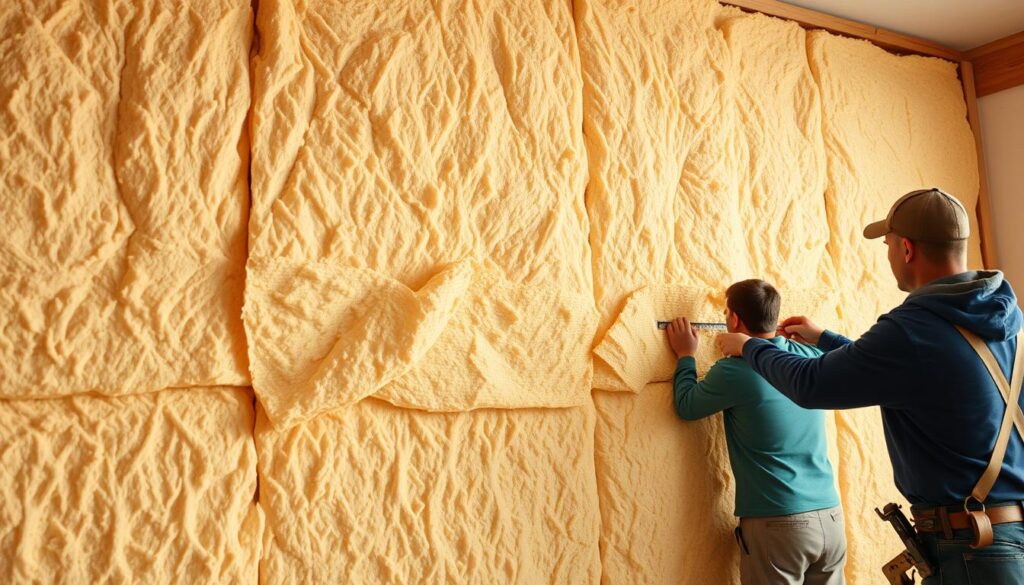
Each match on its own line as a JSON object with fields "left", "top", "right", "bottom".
{"left": 717, "top": 188, "right": 1024, "bottom": 584}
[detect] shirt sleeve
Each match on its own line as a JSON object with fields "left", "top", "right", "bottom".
{"left": 742, "top": 318, "right": 916, "bottom": 410}
{"left": 818, "top": 329, "right": 853, "bottom": 352}
{"left": 673, "top": 356, "right": 751, "bottom": 421}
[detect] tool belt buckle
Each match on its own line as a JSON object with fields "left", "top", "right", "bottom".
{"left": 963, "top": 496, "right": 993, "bottom": 549}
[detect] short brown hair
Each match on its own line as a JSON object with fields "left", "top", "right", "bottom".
{"left": 912, "top": 238, "right": 967, "bottom": 264}
{"left": 725, "top": 279, "right": 780, "bottom": 334}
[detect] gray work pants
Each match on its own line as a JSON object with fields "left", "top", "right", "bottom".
{"left": 736, "top": 506, "right": 847, "bottom": 585}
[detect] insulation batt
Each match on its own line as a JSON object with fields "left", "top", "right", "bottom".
{"left": 245, "top": 0, "right": 597, "bottom": 427}
{"left": 808, "top": 30, "right": 984, "bottom": 582}
{"left": 246, "top": 0, "right": 603, "bottom": 581}
{"left": 0, "top": 0, "right": 253, "bottom": 398}
{"left": 256, "top": 400, "right": 601, "bottom": 583}
{"left": 0, "top": 388, "right": 262, "bottom": 583}
{"left": 0, "top": 0, "right": 989, "bottom": 583}
{"left": 578, "top": 3, "right": 841, "bottom": 582}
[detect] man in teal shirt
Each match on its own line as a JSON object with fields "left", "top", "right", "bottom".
{"left": 666, "top": 279, "right": 846, "bottom": 585}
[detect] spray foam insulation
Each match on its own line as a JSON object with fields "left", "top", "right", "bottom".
{"left": 256, "top": 400, "right": 601, "bottom": 583}
{"left": 245, "top": 0, "right": 597, "bottom": 427}
{"left": 247, "top": 2, "right": 602, "bottom": 580}
{"left": 0, "top": 0, "right": 988, "bottom": 583}
{"left": 0, "top": 387, "right": 261, "bottom": 583}
{"left": 809, "top": 30, "right": 983, "bottom": 581}
{"left": 0, "top": 0, "right": 252, "bottom": 399}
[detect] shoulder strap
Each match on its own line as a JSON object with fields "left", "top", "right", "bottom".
{"left": 954, "top": 326, "right": 1024, "bottom": 503}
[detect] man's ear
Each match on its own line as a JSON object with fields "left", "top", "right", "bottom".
{"left": 727, "top": 311, "right": 739, "bottom": 330}
{"left": 902, "top": 237, "right": 915, "bottom": 263}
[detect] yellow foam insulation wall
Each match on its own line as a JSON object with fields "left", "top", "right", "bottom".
{"left": 0, "top": 0, "right": 987, "bottom": 583}
{"left": 245, "top": 0, "right": 596, "bottom": 427}
{"left": 0, "top": 0, "right": 252, "bottom": 398}
{"left": 0, "top": 1, "right": 260, "bottom": 579}
{"left": 246, "top": 0, "right": 602, "bottom": 580}
{"left": 256, "top": 400, "right": 601, "bottom": 582}
{"left": 808, "top": 30, "right": 983, "bottom": 582}
{"left": 0, "top": 388, "right": 261, "bottom": 583}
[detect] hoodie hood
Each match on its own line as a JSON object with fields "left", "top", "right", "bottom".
{"left": 905, "top": 271, "right": 1022, "bottom": 341}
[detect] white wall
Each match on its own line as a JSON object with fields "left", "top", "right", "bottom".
{"left": 784, "top": 0, "right": 1024, "bottom": 50}
{"left": 978, "top": 84, "right": 1024, "bottom": 296}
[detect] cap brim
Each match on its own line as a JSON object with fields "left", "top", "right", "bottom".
{"left": 863, "top": 220, "right": 889, "bottom": 239}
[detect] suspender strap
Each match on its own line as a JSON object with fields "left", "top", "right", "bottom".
{"left": 953, "top": 326, "right": 1024, "bottom": 504}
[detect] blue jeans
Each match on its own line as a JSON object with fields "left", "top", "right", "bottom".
{"left": 920, "top": 522, "right": 1024, "bottom": 584}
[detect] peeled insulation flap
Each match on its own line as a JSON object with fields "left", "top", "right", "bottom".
{"left": 246, "top": 257, "right": 596, "bottom": 426}
{"left": 594, "top": 284, "right": 838, "bottom": 392}
{"left": 245, "top": 0, "right": 596, "bottom": 422}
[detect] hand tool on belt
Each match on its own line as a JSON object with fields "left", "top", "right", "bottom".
{"left": 875, "top": 503, "right": 934, "bottom": 584}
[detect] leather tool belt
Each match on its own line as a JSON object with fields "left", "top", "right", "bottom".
{"left": 912, "top": 502, "right": 1024, "bottom": 536}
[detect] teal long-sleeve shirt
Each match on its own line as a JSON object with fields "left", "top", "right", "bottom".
{"left": 673, "top": 336, "right": 839, "bottom": 518}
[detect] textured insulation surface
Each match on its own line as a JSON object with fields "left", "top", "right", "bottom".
{"left": 0, "top": 388, "right": 261, "bottom": 584}
{"left": 578, "top": 3, "right": 980, "bottom": 583}
{"left": 0, "top": 0, "right": 252, "bottom": 399}
{"left": 809, "top": 31, "right": 983, "bottom": 581}
{"left": 256, "top": 400, "right": 601, "bottom": 584}
{"left": 0, "top": 0, "right": 988, "bottom": 583}
{"left": 245, "top": 0, "right": 597, "bottom": 427}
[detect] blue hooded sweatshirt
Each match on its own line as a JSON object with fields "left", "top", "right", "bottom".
{"left": 742, "top": 271, "right": 1024, "bottom": 506}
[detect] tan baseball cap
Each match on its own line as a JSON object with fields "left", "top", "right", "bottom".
{"left": 863, "top": 187, "right": 970, "bottom": 242}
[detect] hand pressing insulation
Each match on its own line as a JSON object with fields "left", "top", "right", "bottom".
{"left": 665, "top": 317, "right": 699, "bottom": 358}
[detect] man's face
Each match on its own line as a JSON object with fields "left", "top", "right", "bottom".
{"left": 885, "top": 233, "right": 911, "bottom": 292}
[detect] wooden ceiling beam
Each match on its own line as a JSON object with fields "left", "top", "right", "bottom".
{"left": 965, "top": 31, "right": 1024, "bottom": 97}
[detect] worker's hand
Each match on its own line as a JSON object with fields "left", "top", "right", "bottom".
{"left": 666, "top": 317, "right": 699, "bottom": 358}
{"left": 716, "top": 332, "right": 750, "bottom": 357}
{"left": 777, "top": 315, "right": 824, "bottom": 345}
